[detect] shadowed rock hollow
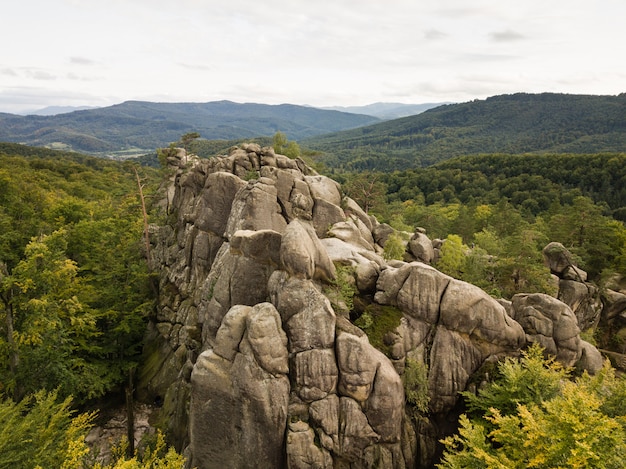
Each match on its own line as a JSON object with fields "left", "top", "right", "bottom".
{"left": 138, "top": 145, "right": 603, "bottom": 468}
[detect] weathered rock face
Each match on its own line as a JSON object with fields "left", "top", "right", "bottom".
{"left": 141, "top": 146, "right": 606, "bottom": 468}
{"left": 543, "top": 242, "right": 603, "bottom": 331}
{"left": 376, "top": 263, "right": 525, "bottom": 415}
{"left": 190, "top": 303, "right": 289, "bottom": 469}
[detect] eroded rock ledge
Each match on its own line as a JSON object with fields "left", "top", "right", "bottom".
{"left": 139, "top": 145, "right": 605, "bottom": 468}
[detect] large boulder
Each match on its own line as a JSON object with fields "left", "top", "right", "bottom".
{"left": 511, "top": 293, "right": 582, "bottom": 367}
{"left": 280, "top": 218, "right": 336, "bottom": 282}
{"left": 374, "top": 262, "right": 525, "bottom": 415}
{"left": 190, "top": 303, "right": 289, "bottom": 469}
{"left": 407, "top": 231, "right": 435, "bottom": 264}
{"left": 191, "top": 171, "right": 246, "bottom": 236}
{"left": 224, "top": 178, "right": 288, "bottom": 237}
{"left": 543, "top": 242, "right": 575, "bottom": 275}
{"left": 321, "top": 237, "right": 384, "bottom": 293}
{"left": 558, "top": 279, "right": 602, "bottom": 330}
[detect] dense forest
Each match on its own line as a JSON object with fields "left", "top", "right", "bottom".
{"left": 0, "top": 143, "right": 187, "bottom": 467}
{"left": 334, "top": 152, "right": 626, "bottom": 299}
{"left": 303, "top": 93, "right": 626, "bottom": 170}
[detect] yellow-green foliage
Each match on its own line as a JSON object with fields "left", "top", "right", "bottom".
{"left": 354, "top": 304, "right": 403, "bottom": 356}
{"left": 0, "top": 390, "right": 189, "bottom": 468}
{"left": 0, "top": 390, "right": 94, "bottom": 469}
{"left": 272, "top": 131, "right": 301, "bottom": 158}
{"left": 438, "top": 347, "right": 626, "bottom": 469}
{"left": 461, "top": 344, "right": 568, "bottom": 423}
{"left": 435, "top": 234, "right": 465, "bottom": 278}
{"left": 383, "top": 232, "right": 406, "bottom": 260}
{"left": 91, "top": 431, "right": 187, "bottom": 469}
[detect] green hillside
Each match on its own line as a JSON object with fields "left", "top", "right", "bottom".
{"left": 379, "top": 152, "right": 626, "bottom": 218}
{"left": 0, "top": 101, "right": 379, "bottom": 156}
{"left": 304, "top": 93, "right": 626, "bottom": 170}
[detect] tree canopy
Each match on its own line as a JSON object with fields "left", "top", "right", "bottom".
{"left": 438, "top": 345, "right": 626, "bottom": 469}
{"left": 0, "top": 143, "right": 160, "bottom": 403}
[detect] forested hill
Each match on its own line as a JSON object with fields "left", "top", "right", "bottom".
{"left": 303, "top": 93, "right": 626, "bottom": 171}
{"left": 0, "top": 100, "right": 379, "bottom": 156}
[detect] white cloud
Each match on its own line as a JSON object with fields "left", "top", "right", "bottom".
{"left": 489, "top": 29, "right": 526, "bottom": 42}
{"left": 70, "top": 57, "right": 97, "bottom": 66}
{"left": 424, "top": 29, "right": 448, "bottom": 41}
{"left": 1, "top": 0, "right": 625, "bottom": 113}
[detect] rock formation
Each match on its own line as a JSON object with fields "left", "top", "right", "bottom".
{"left": 139, "top": 145, "right": 606, "bottom": 468}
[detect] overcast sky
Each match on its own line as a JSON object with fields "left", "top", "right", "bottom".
{"left": 2, "top": 0, "right": 625, "bottom": 114}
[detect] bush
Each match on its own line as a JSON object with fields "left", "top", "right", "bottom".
{"left": 404, "top": 358, "right": 430, "bottom": 413}
{"left": 323, "top": 264, "right": 358, "bottom": 314}
{"left": 354, "top": 304, "right": 403, "bottom": 356}
{"left": 383, "top": 232, "right": 406, "bottom": 260}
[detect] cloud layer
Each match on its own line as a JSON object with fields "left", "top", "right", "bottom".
{"left": 2, "top": 0, "right": 625, "bottom": 113}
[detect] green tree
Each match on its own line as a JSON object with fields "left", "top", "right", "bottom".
{"left": 383, "top": 232, "right": 406, "bottom": 260}
{"left": 498, "top": 227, "right": 555, "bottom": 296}
{"left": 179, "top": 132, "right": 200, "bottom": 154}
{"left": 342, "top": 172, "right": 387, "bottom": 214}
{"left": 461, "top": 344, "right": 568, "bottom": 424}
{"left": 0, "top": 390, "right": 94, "bottom": 469}
{"left": 438, "top": 348, "right": 626, "bottom": 469}
{"left": 436, "top": 234, "right": 466, "bottom": 278}
{"left": 546, "top": 196, "right": 626, "bottom": 278}
{"left": 0, "top": 230, "right": 102, "bottom": 400}
{"left": 272, "top": 131, "right": 301, "bottom": 158}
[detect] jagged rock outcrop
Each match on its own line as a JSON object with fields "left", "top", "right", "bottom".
{"left": 543, "top": 242, "right": 603, "bottom": 331}
{"left": 190, "top": 303, "right": 289, "bottom": 469}
{"left": 406, "top": 229, "right": 435, "bottom": 264}
{"left": 375, "top": 262, "right": 525, "bottom": 415}
{"left": 598, "top": 276, "right": 626, "bottom": 370}
{"left": 140, "top": 146, "right": 606, "bottom": 468}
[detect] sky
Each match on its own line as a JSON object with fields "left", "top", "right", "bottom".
{"left": 2, "top": 0, "right": 625, "bottom": 114}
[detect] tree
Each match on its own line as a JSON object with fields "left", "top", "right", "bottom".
{"left": 383, "top": 232, "right": 406, "bottom": 260}
{"left": 0, "top": 390, "right": 94, "bottom": 469}
{"left": 0, "top": 390, "right": 188, "bottom": 469}
{"left": 438, "top": 347, "right": 626, "bottom": 469}
{"left": 498, "top": 227, "right": 555, "bottom": 296}
{"left": 179, "top": 132, "right": 200, "bottom": 154}
{"left": 461, "top": 344, "right": 568, "bottom": 424}
{"left": 547, "top": 196, "right": 626, "bottom": 278}
{"left": 272, "top": 131, "right": 288, "bottom": 153}
{"left": 436, "top": 234, "right": 466, "bottom": 278}
{"left": 272, "top": 131, "right": 301, "bottom": 158}
{"left": 0, "top": 230, "right": 103, "bottom": 401}
{"left": 342, "top": 172, "right": 387, "bottom": 214}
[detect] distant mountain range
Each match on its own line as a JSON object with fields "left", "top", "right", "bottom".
{"left": 0, "top": 100, "right": 380, "bottom": 156}
{"left": 303, "top": 93, "right": 626, "bottom": 170}
{"left": 1, "top": 93, "right": 624, "bottom": 166}
{"left": 320, "top": 102, "right": 449, "bottom": 119}
{"left": 21, "top": 105, "right": 99, "bottom": 116}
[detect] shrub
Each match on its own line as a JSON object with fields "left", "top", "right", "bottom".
{"left": 404, "top": 358, "right": 430, "bottom": 413}
{"left": 354, "top": 304, "right": 403, "bottom": 356}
